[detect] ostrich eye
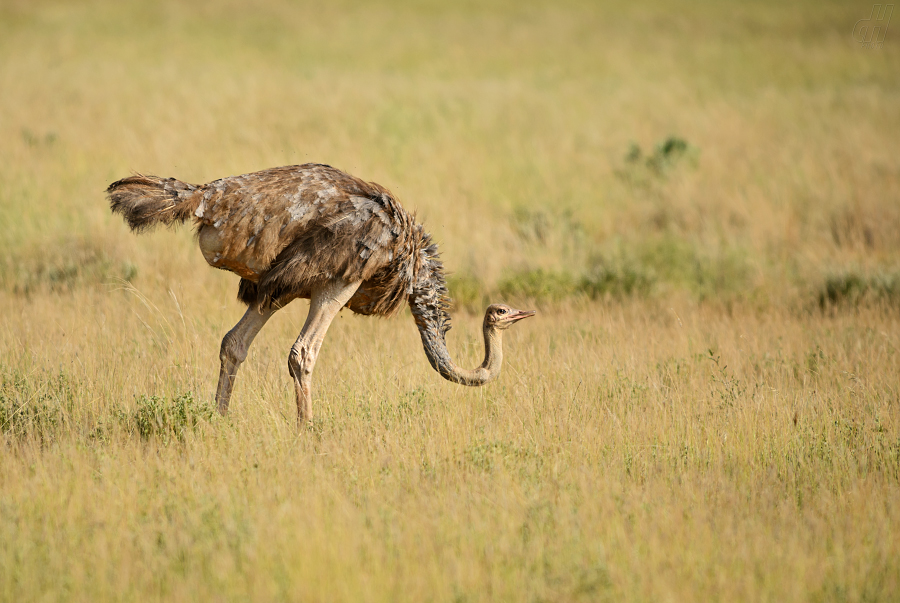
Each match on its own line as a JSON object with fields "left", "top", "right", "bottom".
{"left": 498, "top": 308, "right": 507, "bottom": 315}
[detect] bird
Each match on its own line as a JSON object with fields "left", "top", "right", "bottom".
{"left": 107, "top": 163, "right": 535, "bottom": 422}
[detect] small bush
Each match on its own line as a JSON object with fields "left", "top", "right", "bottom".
{"left": 0, "top": 391, "right": 63, "bottom": 441}
{"left": 818, "top": 270, "right": 900, "bottom": 309}
{"left": 646, "top": 137, "right": 693, "bottom": 175}
{"left": 618, "top": 136, "right": 699, "bottom": 186}
{"left": 631, "top": 237, "right": 752, "bottom": 299}
{"left": 581, "top": 256, "right": 654, "bottom": 298}
{"left": 128, "top": 392, "right": 216, "bottom": 442}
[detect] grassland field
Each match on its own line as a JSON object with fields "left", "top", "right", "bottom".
{"left": 1, "top": 0, "right": 899, "bottom": 601}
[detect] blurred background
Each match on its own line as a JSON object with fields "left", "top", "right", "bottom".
{"left": 2, "top": 0, "right": 897, "bottom": 310}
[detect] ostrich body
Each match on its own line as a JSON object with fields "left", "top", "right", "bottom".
{"left": 107, "top": 164, "right": 534, "bottom": 421}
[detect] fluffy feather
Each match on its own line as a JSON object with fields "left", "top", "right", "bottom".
{"left": 107, "top": 164, "right": 452, "bottom": 333}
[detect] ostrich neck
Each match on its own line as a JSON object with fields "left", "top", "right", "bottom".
{"left": 415, "top": 319, "right": 504, "bottom": 386}
{"left": 407, "top": 247, "right": 503, "bottom": 386}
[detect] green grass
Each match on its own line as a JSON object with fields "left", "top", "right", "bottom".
{"left": 1, "top": 0, "right": 899, "bottom": 601}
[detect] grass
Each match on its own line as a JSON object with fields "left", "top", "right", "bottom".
{"left": 1, "top": 0, "right": 899, "bottom": 601}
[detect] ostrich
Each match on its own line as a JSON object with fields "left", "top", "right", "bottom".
{"left": 107, "top": 164, "right": 534, "bottom": 422}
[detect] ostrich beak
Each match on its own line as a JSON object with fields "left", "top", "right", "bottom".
{"left": 508, "top": 309, "right": 536, "bottom": 322}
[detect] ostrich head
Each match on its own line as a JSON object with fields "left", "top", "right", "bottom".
{"left": 484, "top": 303, "right": 536, "bottom": 330}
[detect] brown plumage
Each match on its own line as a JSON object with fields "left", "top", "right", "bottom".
{"left": 108, "top": 163, "right": 534, "bottom": 423}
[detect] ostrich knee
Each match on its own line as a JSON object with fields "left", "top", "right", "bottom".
{"left": 216, "top": 331, "right": 250, "bottom": 414}
{"left": 213, "top": 306, "right": 274, "bottom": 415}
{"left": 221, "top": 330, "right": 250, "bottom": 368}
{"left": 289, "top": 340, "right": 321, "bottom": 379}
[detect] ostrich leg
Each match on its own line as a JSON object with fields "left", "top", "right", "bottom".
{"left": 216, "top": 304, "right": 276, "bottom": 414}
{"left": 288, "top": 278, "right": 361, "bottom": 423}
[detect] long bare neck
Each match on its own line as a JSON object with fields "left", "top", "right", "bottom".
{"left": 407, "top": 239, "right": 505, "bottom": 386}
{"left": 414, "top": 315, "right": 504, "bottom": 386}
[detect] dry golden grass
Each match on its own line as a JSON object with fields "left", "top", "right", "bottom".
{"left": 1, "top": 0, "right": 899, "bottom": 601}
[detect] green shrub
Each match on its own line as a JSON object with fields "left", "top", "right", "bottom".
{"left": 618, "top": 136, "right": 699, "bottom": 186}
{"left": 818, "top": 270, "right": 900, "bottom": 308}
{"left": 128, "top": 392, "right": 216, "bottom": 442}
{"left": 632, "top": 237, "right": 752, "bottom": 299}
{"left": 581, "top": 256, "right": 655, "bottom": 298}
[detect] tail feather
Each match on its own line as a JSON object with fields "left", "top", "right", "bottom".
{"left": 107, "top": 174, "right": 201, "bottom": 233}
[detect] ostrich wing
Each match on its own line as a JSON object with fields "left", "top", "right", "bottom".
{"left": 196, "top": 163, "right": 422, "bottom": 313}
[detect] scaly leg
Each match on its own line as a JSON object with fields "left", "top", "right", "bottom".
{"left": 216, "top": 303, "right": 277, "bottom": 414}
{"left": 288, "top": 278, "right": 361, "bottom": 423}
